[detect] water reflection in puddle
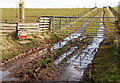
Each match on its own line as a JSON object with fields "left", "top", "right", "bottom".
{"left": 51, "top": 17, "right": 93, "bottom": 51}
{"left": 1, "top": 65, "right": 19, "bottom": 81}
{"left": 59, "top": 10, "right": 105, "bottom": 81}
{"left": 54, "top": 47, "right": 78, "bottom": 64}
{"left": 3, "top": 77, "right": 18, "bottom": 81}
{"left": 0, "top": 70, "right": 11, "bottom": 79}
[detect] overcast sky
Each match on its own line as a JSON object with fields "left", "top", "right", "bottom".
{"left": 0, "top": 0, "right": 119, "bottom": 8}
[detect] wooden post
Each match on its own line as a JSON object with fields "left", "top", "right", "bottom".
{"left": 118, "top": 1, "right": 120, "bottom": 17}
{"left": 59, "top": 18, "right": 61, "bottom": 29}
{"left": 80, "top": 54, "right": 81, "bottom": 66}
{"left": 16, "top": 23, "right": 20, "bottom": 38}
{"left": 115, "top": 19, "right": 120, "bottom": 54}
{"left": 49, "top": 17, "right": 53, "bottom": 31}
{"left": 70, "top": 18, "right": 71, "bottom": 22}
{"left": 51, "top": 17, "right": 55, "bottom": 33}
{"left": 19, "top": 0, "right": 25, "bottom": 22}
{"left": 117, "top": 2, "right": 120, "bottom": 54}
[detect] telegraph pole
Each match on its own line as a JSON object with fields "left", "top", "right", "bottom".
{"left": 95, "top": 0, "right": 97, "bottom": 8}
{"left": 19, "top": 0, "right": 25, "bottom": 22}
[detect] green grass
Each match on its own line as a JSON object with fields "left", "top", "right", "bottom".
{"left": 1, "top": 8, "right": 91, "bottom": 21}
{"left": 113, "top": 7, "right": 120, "bottom": 17}
{"left": 104, "top": 8, "right": 116, "bottom": 39}
{"left": 1, "top": 32, "right": 60, "bottom": 60}
{"left": 1, "top": 37, "right": 41, "bottom": 60}
{"left": 86, "top": 41, "right": 120, "bottom": 82}
{"left": 84, "top": 8, "right": 119, "bottom": 82}
{"left": 54, "top": 8, "right": 98, "bottom": 38}
{"left": 83, "top": 8, "right": 102, "bottom": 37}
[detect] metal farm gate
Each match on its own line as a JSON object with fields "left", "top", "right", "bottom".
{"left": 4, "top": 16, "right": 115, "bottom": 39}
{"left": 49, "top": 16, "right": 116, "bottom": 39}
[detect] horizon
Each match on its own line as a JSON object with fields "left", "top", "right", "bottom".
{"left": 0, "top": 0, "right": 119, "bottom": 8}
{"left": 0, "top": 6, "right": 118, "bottom": 9}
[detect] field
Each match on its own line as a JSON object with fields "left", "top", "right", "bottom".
{"left": 1, "top": 8, "right": 91, "bottom": 21}
{"left": 1, "top": 7, "right": 120, "bottom": 82}
{"left": 84, "top": 8, "right": 120, "bottom": 82}
{"left": 113, "top": 7, "right": 118, "bottom": 16}
{"left": 1, "top": 8, "right": 93, "bottom": 60}
{"left": 54, "top": 8, "right": 98, "bottom": 38}
{"left": 113, "top": 7, "right": 120, "bottom": 16}
{"left": 113, "top": 7, "right": 118, "bottom": 13}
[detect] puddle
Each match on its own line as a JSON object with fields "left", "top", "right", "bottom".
{"left": 54, "top": 47, "right": 78, "bottom": 64}
{"left": 0, "top": 70, "right": 11, "bottom": 79}
{"left": 54, "top": 14, "right": 97, "bottom": 65}
{"left": 3, "top": 77, "right": 18, "bottom": 81}
{"left": 70, "top": 10, "right": 105, "bottom": 67}
{"left": 1, "top": 10, "right": 103, "bottom": 81}
{"left": 59, "top": 10, "right": 105, "bottom": 81}
{"left": 51, "top": 15, "right": 95, "bottom": 51}
{"left": 0, "top": 66, "right": 19, "bottom": 81}
{"left": 59, "top": 64, "right": 85, "bottom": 81}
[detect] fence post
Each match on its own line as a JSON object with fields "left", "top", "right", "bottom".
{"left": 70, "top": 18, "right": 71, "bottom": 22}
{"left": 116, "top": 20, "right": 120, "bottom": 54}
{"left": 66, "top": 17, "right": 69, "bottom": 35}
{"left": 49, "top": 17, "right": 52, "bottom": 31}
{"left": 51, "top": 16, "right": 54, "bottom": 33}
{"left": 16, "top": 23, "right": 19, "bottom": 38}
{"left": 19, "top": 0, "right": 25, "bottom": 22}
{"left": 59, "top": 18, "right": 62, "bottom": 29}
{"left": 80, "top": 54, "right": 81, "bottom": 66}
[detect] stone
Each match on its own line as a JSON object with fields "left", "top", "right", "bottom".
{"left": 18, "top": 40, "right": 31, "bottom": 45}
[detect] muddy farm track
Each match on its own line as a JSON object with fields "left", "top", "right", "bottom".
{"left": 1, "top": 8, "right": 115, "bottom": 82}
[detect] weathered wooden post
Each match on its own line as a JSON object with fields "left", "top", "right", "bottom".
{"left": 49, "top": 16, "right": 53, "bottom": 32}
{"left": 118, "top": 1, "right": 120, "bottom": 17}
{"left": 116, "top": 1, "right": 120, "bottom": 54}
{"left": 59, "top": 18, "right": 62, "bottom": 29}
{"left": 19, "top": 0, "right": 25, "bottom": 22}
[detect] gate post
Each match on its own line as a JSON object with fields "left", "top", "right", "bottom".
{"left": 115, "top": 20, "right": 120, "bottom": 54}
{"left": 16, "top": 23, "right": 19, "bottom": 38}
{"left": 49, "top": 16, "right": 53, "bottom": 32}
{"left": 117, "top": 2, "right": 120, "bottom": 54}
{"left": 19, "top": 0, "right": 25, "bottom": 22}
{"left": 51, "top": 16, "right": 55, "bottom": 33}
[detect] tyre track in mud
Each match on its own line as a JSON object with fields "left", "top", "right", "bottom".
{"left": 8, "top": 36, "right": 91, "bottom": 80}
{"left": 1, "top": 8, "right": 97, "bottom": 68}
{"left": 29, "top": 9, "right": 105, "bottom": 81}
{"left": 57, "top": 9, "right": 105, "bottom": 81}
{"left": 9, "top": 10, "right": 99, "bottom": 81}
{"left": 1, "top": 8, "right": 98, "bottom": 81}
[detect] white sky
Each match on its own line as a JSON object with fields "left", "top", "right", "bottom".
{"left": 0, "top": 0, "right": 119, "bottom": 8}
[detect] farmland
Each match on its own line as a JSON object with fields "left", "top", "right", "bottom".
{"left": 1, "top": 8, "right": 91, "bottom": 21}
{"left": 0, "top": 8, "right": 92, "bottom": 60}
{"left": 1, "top": 7, "right": 120, "bottom": 82}
{"left": 84, "top": 7, "right": 120, "bottom": 82}
{"left": 113, "top": 7, "right": 120, "bottom": 16}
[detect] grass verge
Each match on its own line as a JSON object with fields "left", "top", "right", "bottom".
{"left": 84, "top": 39, "right": 120, "bottom": 82}
{"left": 1, "top": 31, "right": 60, "bottom": 60}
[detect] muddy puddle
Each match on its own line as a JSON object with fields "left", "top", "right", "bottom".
{"left": 56, "top": 10, "right": 105, "bottom": 81}
{"left": 1, "top": 11, "right": 99, "bottom": 81}
{"left": 1, "top": 67, "right": 19, "bottom": 81}
{"left": 51, "top": 16, "right": 95, "bottom": 51}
